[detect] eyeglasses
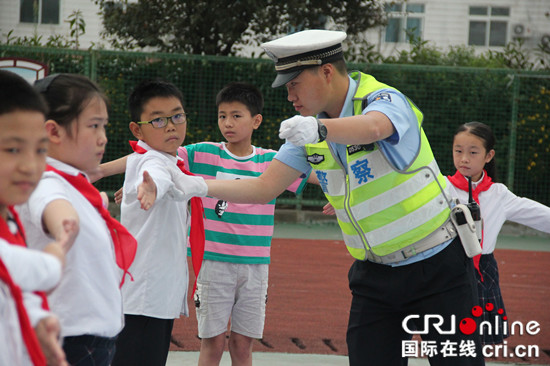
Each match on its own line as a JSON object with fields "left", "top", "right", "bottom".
{"left": 137, "top": 113, "right": 187, "bottom": 128}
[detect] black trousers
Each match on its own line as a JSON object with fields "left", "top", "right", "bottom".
{"left": 111, "top": 314, "right": 174, "bottom": 366}
{"left": 63, "top": 335, "right": 117, "bottom": 366}
{"left": 346, "top": 237, "right": 485, "bottom": 366}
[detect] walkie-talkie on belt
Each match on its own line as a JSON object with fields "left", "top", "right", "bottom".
{"left": 449, "top": 176, "right": 482, "bottom": 257}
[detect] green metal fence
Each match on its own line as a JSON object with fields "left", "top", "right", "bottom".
{"left": 2, "top": 45, "right": 549, "bottom": 208}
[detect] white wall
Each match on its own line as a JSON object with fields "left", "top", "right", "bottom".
{"left": 364, "top": 0, "right": 550, "bottom": 59}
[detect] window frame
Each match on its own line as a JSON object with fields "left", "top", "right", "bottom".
{"left": 384, "top": 2, "right": 426, "bottom": 44}
{"left": 468, "top": 5, "right": 510, "bottom": 47}
{"left": 19, "top": 0, "right": 60, "bottom": 25}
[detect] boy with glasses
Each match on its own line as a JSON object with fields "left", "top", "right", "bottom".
{"left": 111, "top": 78, "right": 208, "bottom": 366}
{"left": 98, "top": 81, "right": 313, "bottom": 366}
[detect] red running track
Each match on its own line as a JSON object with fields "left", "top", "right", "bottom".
{"left": 171, "top": 238, "right": 550, "bottom": 364}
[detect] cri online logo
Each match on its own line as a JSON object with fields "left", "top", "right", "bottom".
{"left": 403, "top": 302, "right": 540, "bottom": 337}
{"left": 459, "top": 302, "right": 504, "bottom": 335}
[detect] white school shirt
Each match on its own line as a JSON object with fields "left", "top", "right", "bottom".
{"left": 17, "top": 157, "right": 124, "bottom": 338}
{"left": 0, "top": 239, "right": 61, "bottom": 366}
{"left": 446, "top": 175, "right": 550, "bottom": 254}
{"left": 121, "top": 140, "right": 190, "bottom": 319}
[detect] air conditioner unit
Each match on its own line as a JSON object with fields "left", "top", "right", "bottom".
{"left": 512, "top": 23, "right": 532, "bottom": 37}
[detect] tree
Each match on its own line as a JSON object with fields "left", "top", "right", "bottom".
{"left": 94, "top": 0, "right": 386, "bottom": 56}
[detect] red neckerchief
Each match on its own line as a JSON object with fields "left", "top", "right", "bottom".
{"left": 0, "top": 208, "right": 50, "bottom": 311}
{"left": 0, "top": 207, "right": 26, "bottom": 247}
{"left": 45, "top": 165, "right": 137, "bottom": 287}
{"left": 129, "top": 141, "right": 205, "bottom": 296}
{"left": 0, "top": 257, "right": 46, "bottom": 365}
{"left": 447, "top": 170, "right": 494, "bottom": 280}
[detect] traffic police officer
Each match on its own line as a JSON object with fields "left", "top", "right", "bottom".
{"left": 205, "top": 29, "right": 485, "bottom": 366}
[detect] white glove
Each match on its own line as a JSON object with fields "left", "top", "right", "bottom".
{"left": 168, "top": 164, "right": 208, "bottom": 199}
{"left": 279, "top": 115, "right": 319, "bottom": 146}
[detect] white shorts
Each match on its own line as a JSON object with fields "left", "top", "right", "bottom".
{"left": 194, "top": 260, "right": 269, "bottom": 339}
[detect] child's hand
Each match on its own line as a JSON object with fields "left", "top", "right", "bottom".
{"left": 58, "top": 218, "right": 78, "bottom": 254}
{"left": 114, "top": 187, "right": 123, "bottom": 205}
{"left": 137, "top": 170, "right": 157, "bottom": 210}
{"left": 323, "top": 202, "right": 336, "bottom": 215}
{"left": 35, "top": 316, "right": 68, "bottom": 366}
{"left": 43, "top": 219, "right": 79, "bottom": 266}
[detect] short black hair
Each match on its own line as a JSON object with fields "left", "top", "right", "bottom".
{"left": 128, "top": 78, "right": 185, "bottom": 122}
{"left": 0, "top": 70, "right": 48, "bottom": 116}
{"left": 216, "top": 82, "right": 263, "bottom": 116}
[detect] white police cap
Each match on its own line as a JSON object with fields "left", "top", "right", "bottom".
{"left": 261, "top": 29, "right": 347, "bottom": 88}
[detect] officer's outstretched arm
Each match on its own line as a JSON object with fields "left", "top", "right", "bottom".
{"left": 206, "top": 159, "right": 301, "bottom": 204}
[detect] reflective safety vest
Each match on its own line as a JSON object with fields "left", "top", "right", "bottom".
{"left": 305, "top": 72, "right": 451, "bottom": 261}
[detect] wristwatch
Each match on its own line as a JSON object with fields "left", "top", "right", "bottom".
{"left": 317, "top": 119, "right": 327, "bottom": 143}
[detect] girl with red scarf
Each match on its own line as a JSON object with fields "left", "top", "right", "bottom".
{"left": 446, "top": 121, "right": 550, "bottom": 345}
{"left": 17, "top": 74, "right": 136, "bottom": 366}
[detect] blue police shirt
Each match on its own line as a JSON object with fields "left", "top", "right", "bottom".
{"left": 274, "top": 75, "right": 451, "bottom": 266}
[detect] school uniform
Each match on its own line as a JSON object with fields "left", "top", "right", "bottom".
{"left": 0, "top": 238, "right": 62, "bottom": 366}
{"left": 113, "top": 140, "right": 193, "bottom": 366}
{"left": 18, "top": 157, "right": 123, "bottom": 365}
{"left": 0, "top": 208, "right": 55, "bottom": 326}
{"left": 447, "top": 171, "right": 550, "bottom": 344}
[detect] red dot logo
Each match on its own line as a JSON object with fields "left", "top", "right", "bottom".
{"left": 497, "top": 308, "right": 504, "bottom": 315}
{"left": 459, "top": 317, "right": 477, "bottom": 335}
{"left": 485, "top": 303, "right": 494, "bottom": 312}
{"left": 472, "top": 306, "right": 483, "bottom": 317}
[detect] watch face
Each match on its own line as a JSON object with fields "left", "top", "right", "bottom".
{"left": 318, "top": 121, "right": 328, "bottom": 141}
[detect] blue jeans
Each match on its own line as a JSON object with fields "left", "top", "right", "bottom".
{"left": 63, "top": 335, "right": 117, "bottom": 366}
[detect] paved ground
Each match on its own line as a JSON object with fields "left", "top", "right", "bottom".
{"left": 166, "top": 219, "right": 550, "bottom": 366}
{"left": 166, "top": 351, "right": 536, "bottom": 366}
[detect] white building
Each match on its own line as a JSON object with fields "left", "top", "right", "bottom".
{"left": 0, "top": 0, "right": 108, "bottom": 49}
{"left": 1, "top": 0, "right": 548, "bottom": 57}
{"left": 365, "top": 0, "right": 550, "bottom": 58}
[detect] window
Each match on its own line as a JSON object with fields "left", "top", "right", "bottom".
{"left": 468, "top": 6, "right": 509, "bottom": 47}
{"left": 20, "top": 0, "right": 60, "bottom": 24}
{"left": 385, "top": 3, "right": 425, "bottom": 43}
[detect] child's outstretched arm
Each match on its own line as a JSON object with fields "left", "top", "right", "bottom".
{"left": 88, "top": 155, "right": 129, "bottom": 183}
{"left": 42, "top": 218, "right": 79, "bottom": 267}
{"left": 42, "top": 200, "right": 80, "bottom": 244}
{"left": 137, "top": 171, "right": 157, "bottom": 210}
